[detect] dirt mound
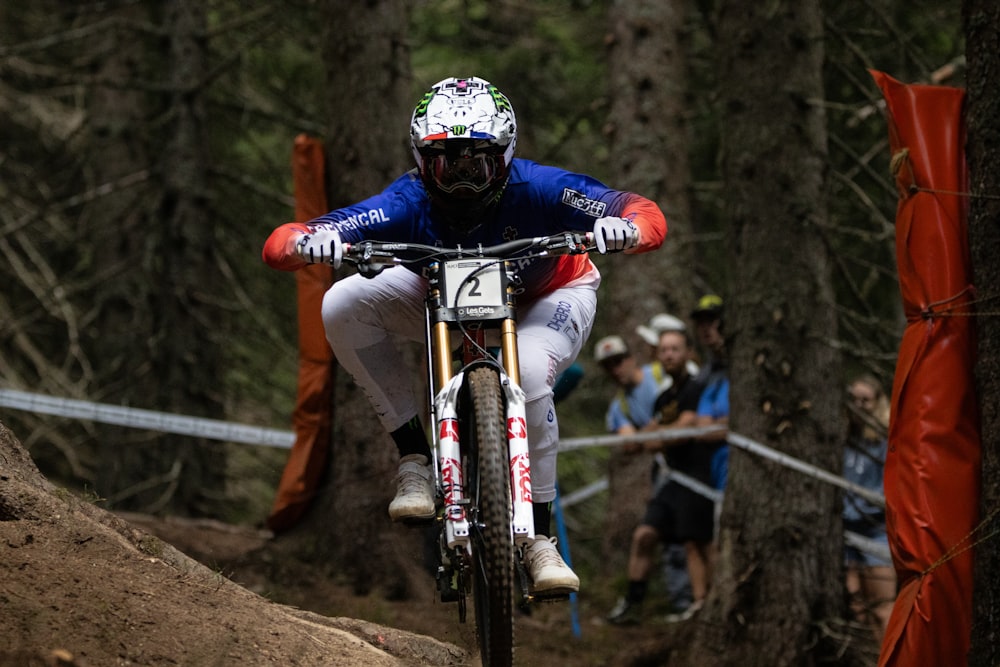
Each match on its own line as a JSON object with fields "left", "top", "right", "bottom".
{"left": 0, "top": 421, "right": 466, "bottom": 666}
{"left": 1, "top": 419, "right": 657, "bottom": 666}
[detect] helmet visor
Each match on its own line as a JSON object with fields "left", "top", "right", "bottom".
{"left": 425, "top": 151, "right": 502, "bottom": 195}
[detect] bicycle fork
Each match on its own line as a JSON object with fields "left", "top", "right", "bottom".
{"left": 432, "top": 368, "right": 536, "bottom": 554}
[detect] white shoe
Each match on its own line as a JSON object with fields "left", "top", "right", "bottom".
{"left": 523, "top": 535, "right": 580, "bottom": 595}
{"left": 388, "top": 454, "right": 435, "bottom": 522}
{"left": 664, "top": 598, "right": 704, "bottom": 623}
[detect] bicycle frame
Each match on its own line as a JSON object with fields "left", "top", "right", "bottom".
{"left": 424, "top": 255, "right": 535, "bottom": 554}
{"left": 340, "top": 232, "right": 593, "bottom": 665}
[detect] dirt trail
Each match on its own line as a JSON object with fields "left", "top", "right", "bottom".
{"left": 1, "top": 421, "right": 654, "bottom": 666}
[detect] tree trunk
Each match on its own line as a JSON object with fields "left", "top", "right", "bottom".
{"left": 85, "top": 1, "right": 227, "bottom": 515}
{"left": 277, "top": 0, "right": 427, "bottom": 599}
{"left": 667, "top": 1, "right": 846, "bottom": 664}
{"left": 605, "top": 0, "right": 698, "bottom": 334}
{"left": 74, "top": 3, "right": 158, "bottom": 499}
{"left": 602, "top": 0, "right": 698, "bottom": 574}
{"left": 155, "top": 0, "right": 228, "bottom": 514}
{"left": 964, "top": 2, "right": 1000, "bottom": 665}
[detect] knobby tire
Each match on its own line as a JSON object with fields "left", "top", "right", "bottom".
{"left": 466, "top": 366, "right": 514, "bottom": 667}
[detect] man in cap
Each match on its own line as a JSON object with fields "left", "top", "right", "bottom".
{"left": 637, "top": 293, "right": 729, "bottom": 625}
{"left": 594, "top": 335, "right": 662, "bottom": 437}
{"left": 690, "top": 295, "right": 725, "bottom": 379}
{"left": 606, "top": 323, "right": 709, "bottom": 625}
{"left": 636, "top": 313, "right": 688, "bottom": 349}
{"left": 637, "top": 312, "right": 701, "bottom": 381}
{"left": 596, "top": 333, "right": 691, "bottom": 621}
{"left": 689, "top": 294, "right": 728, "bottom": 489}
{"left": 637, "top": 313, "right": 690, "bottom": 387}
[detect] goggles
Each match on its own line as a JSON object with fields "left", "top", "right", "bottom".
{"left": 425, "top": 151, "right": 502, "bottom": 194}
{"left": 421, "top": 139, "right": 506, "bottom": 194}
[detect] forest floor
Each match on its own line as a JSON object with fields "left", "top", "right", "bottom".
{"left": 1, "top": 414, "right": 670, "bottom": 667}
{"left": 115, "top": 513, "right": 667, "bottom": 667}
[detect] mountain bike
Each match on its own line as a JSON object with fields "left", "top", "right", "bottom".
{"left": 340, "top": 231, "right": 595, "bottom": 667}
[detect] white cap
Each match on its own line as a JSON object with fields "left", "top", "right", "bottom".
{"left": 635, "top": 313, "right": 687, "bottom": 346}
{"left": 593, "top": 335, "right": 629, "bottom": 362}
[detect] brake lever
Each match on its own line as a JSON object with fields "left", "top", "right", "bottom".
{"left": 549, "top": 232, "right": 593, "bottom": 255}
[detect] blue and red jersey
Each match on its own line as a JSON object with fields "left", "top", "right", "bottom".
{"left": 263, "top": 158, "right": 667, "bottom": 301}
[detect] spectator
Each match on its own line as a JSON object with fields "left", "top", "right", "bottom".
{"left": 690, "top": 295, "right": 729, "bottom": 491}
{"left": 594, "top": 335, "right": 661, "bottom": 444}
{"left": 636, "top": 313, "right": 700, "bottom": 379}
{"left": 595, "top": 333, "right": 691, "bottom": 618}
{"left": 607, "top": 325, "right": 709, "bottom": 625}
{"left": 644, "top": 295, "right": 730, "bottom": 624}
{"left": 843, "top": 374, "right": 896, "bottom": 642}
{"left": 636, "top": 313, "right": 688, "bottom": 350}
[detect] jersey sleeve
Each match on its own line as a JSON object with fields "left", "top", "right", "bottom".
{"left": 615, "top": 192, "right": 667, "bottom": 254}
{"left": 520, "top": 162, "right": 667, "bottom": 254}
{"left": 262, "top": 172, "right": 425, "bottom": 272}
{"left": 262, "top": 221, "right": 311, "bottom": 271}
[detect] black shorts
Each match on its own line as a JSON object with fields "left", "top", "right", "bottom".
{"left": 642, "top": 481, "right": 716, "bottom": 544}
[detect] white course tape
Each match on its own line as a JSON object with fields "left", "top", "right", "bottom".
{"left": 560, "top": 427, "right": 885, "bottom": 509}
{"left": 2, "top": 388, "right": 884, "bottom": 508}
{"left": 0, "top": 388, "right": 294, "bottom": 449}
{"left": 844, "top": 529, "right": 893, "bottom": 563}
{"left": 4, "top": 389, "right": 893, "bottom": 560}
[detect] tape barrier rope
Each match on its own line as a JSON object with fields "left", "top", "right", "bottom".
{"left": 1, "top": 388, "right": 883, "bottom": 509}
{"left": 559, "top": 427, "right": 889, "bottom": 559}
{"left": 3, "top": 388, "right": 889, "bottom": 558}
{"left": 560, "top": 426, "right": 885, "bottom": 508}
{"left": 0, "top": 388, "right": 295, "bottom": 449}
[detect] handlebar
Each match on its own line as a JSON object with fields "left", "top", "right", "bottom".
{"left": 341, "top": 231, "right": 596, "bottom": 268}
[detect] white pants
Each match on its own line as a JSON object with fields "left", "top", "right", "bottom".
{"left": 321, "top": 265, "right": 598, "bottom": 503}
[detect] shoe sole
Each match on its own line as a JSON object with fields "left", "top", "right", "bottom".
{"left": 663, "top": 603, "right": 703, "bottom": 623}
{"left": 390, "top": 512, "right": 436, "bottom": 524}
{"left": 529, "top": 585, "right": 578, "bottom": 598}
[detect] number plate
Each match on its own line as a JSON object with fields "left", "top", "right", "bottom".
{"left": 441, "top": 259, "right": 505, "bottom": 312}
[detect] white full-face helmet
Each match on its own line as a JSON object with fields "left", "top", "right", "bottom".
{"left": 410, "top": 76, "right": 517, "bottom": 232}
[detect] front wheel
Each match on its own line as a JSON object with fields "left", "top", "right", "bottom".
{"left": 465, "top": 366, "right": 514, "bottom": 667}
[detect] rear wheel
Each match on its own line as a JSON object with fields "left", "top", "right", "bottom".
{"left": 465, "top": 366, "right": 513, "bottom": 667}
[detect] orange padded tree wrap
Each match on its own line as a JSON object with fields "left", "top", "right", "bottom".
{"left": 266, "top": 135, "right": 336, "bottom": 533}
{"left": 871, "top": 70, "right": 980, "bottom": 667}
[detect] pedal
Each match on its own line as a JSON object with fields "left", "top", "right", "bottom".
{"left": 439, "top": 585, "right": 461, "bottom": 603}
{"left": 528, "top": 590, "right": 572, "bottom": 603}
{"left": 399, "top": 515, "right": 435, "bottom": 526}
{"left": 436, "top": 565, "right": 461, "bottom": 603}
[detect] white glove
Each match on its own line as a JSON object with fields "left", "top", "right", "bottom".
{"left": 594, "top": 216, "right": 639, "bottom": 254}
{"left": 296, "top": 228, "right": 342, "bottom": 267}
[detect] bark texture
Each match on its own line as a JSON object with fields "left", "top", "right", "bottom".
{"left": 964, "top": 2, "right": 1000, "bottom": 665}
{"left": 669, "top": 1, "right": 847, "bottom": 664}
{"left": 279, "top": 0, "right": 428, "bottom": 600}
{"left": 602, "top": 0, "right": 699, "bottom": 574}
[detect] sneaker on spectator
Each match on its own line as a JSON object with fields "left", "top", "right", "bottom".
{"left": 523, "top": 535, "right": 580, "bottom": 595}
{"left": 606, "top": 597, "right": 642, "bottom": 625}
{"left": 388, "top": 454, "right": 435, "bottom": 522}
{"left": 663, "top": 598, "right": 704, "bottom": 623}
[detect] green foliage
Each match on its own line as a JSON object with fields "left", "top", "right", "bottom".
{"left": 200, "top": 2, "right": 327, "bottom": 428}
{"left": 821, "top": 0, "right": 964, "bottom": 384}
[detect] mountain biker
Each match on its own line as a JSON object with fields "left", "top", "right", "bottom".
{"left": 263, "top": 76, "right": 666, "bottom": 595}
